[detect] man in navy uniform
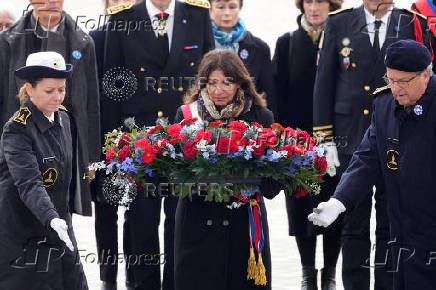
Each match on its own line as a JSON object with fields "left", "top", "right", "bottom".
{"left": 312, "top": 1, "right": 431, "bottom": 289}
{"left": 100, "top": 1, "right": 214, "bottom": 289}
{"left": 309, "top": 39, "right": 436, "bottom": 290}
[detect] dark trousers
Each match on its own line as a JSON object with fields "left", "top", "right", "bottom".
{"left": 339, "top": 154, "right": 393, "bottom": 290}
{"left": 94, "top": 195, "right": 178, "bottom": 290}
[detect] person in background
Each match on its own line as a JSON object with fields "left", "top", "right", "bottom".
{"left": 0, "top": 51, "right": 88, "bottom": 290}
{"left": 174, "top": 49, "right": 282, "bottom": 290}
{"left": 309, "top": 39, "right": 436, "bottom": 290}
{"left": 209, "top": 0, "right": 276, "bottom": 114}
{"left": 312, "top": 1, "right": 431, "bottom": 289}
{"left": 0, "top": 0, "right": 101, "bottom": 219}
{"left": 273, "top": 0, "right": 343, "bottom": 289}
{"left": 0, "top": 5, "right": 15, "bottom": 32}
{"left": 102, "top": 0, "right": 214, "bottom": 289}
{"left": 89, "top": 1, "right": 140, "bottom": 289}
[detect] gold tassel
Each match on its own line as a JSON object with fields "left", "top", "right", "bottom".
{"left": 247, "top": 247, "right": 257, "bottom": 281}
{"left": 255, "top": 252, "right": 267, "bottom": 286}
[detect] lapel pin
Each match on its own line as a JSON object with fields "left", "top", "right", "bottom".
{"left": 414, "top": 104, "right": 423, "bottom": 116}
{"left": 72, "top": 50, "right": 82, "bottom": 60}
{"left": 184, "top": 45, "right": 199, "bottom": 50}
{"left": 182, "top": 19, "right": 187, "bottom": 24}
{"left": 239, "top": 49, "right": 249, "bottom": 60}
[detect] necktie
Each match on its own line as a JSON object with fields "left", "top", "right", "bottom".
{"left": 373, "top": 20, "right": 382, "bottom": 59}
{"left": 156, "top": 12, "right": 169, "bottom": 62}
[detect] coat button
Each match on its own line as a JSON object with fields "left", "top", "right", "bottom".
{"left": 352, "top": 63, "right": 356, "bottom": 68}
{"left": 140, "top": 67, "right": 145, "bottom": 72}
{"left": 189, "top": 62, "right": 195, "bottom": 67}
{"left": 157, "top": 111, "right": 163, "bottom": 118}
{"left": 206, "top": 219, "right": 213, "bottom": 226}
{"left": 363, "top": 109, "right": 370, "bottom": 115}
{"left": 364, "top": 85, "right": 370, "bottom": 92}
{"left": 157, "top": 88, "right": 162, "bottom": 94}
{"left": 222, "top": 220, "right": 229, "bottom": 227}
{"left": 178, "top": 87, "right": 184, "bottom": 92}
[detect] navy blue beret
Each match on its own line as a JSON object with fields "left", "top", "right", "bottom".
{"left": 385, "top": 40, "right": 432, "bottom": 72}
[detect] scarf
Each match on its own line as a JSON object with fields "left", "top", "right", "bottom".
{"left": 212, "top": 18, "right": 247, "bottom": 53}
{"left": 197, "top": 88, "right": 252, "bottom": 122}
{"left": 301, "top": 14, "right": 324, "bottom": 44}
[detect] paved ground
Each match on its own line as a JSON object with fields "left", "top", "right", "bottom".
{"left": 4, "top": 0, "right": 412, "bottom": 288}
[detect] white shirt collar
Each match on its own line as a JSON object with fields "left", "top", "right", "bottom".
{"left": 146, "top": 0, "right": 175, "bottom": 17}
{"left": 364, "top": 6, "right": 392, "bottom": 26}
{"left": 45, "top": 112, "right": 55, "bottom": 123}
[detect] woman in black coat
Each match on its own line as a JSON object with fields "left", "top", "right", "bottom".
{"left": 209, "top": 0, "right": 276, "bottom": 114}
{"left": 173, "top": 50, "right": 282, "bottom": 290}
{"left": 0, "top": 52, "right": 87, "bottom": 289}
{"left": 273, "top": 0, "right": 343, "bottom": 289}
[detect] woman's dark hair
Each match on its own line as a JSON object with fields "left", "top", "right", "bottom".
{"left": 295, "top": 0, "right": 343, "bottom": 14}
{"left": 210, "top": 0, "right": 243, "bottom": 8}
{"left": 18, "top": 79, "right": 42, "bottom": 104}
{"left": 184, "top": 49, "right": 266, "bottom": 107}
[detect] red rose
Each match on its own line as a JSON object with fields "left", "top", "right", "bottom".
{"left": 152, "top": 138, "right": 168, "bottom": 154}
{"left": 228, "top": 121, "right": 247, "bottom": 135}
{"left": 315, "top": 156, "right": 328, "bottom": 175}
{"left": 194, "top": 128, "right": 212, "bottom": 143}
{"left": 230, "top": 133, "right": 246, "bottom": 152}
{"left": 106, "top": 146, "right": 116, "bottom": 162}
{"left": 259, "top": 128, "right": 278, "bottom": 148}
{"left": 281, "top": 144, "right": 304, "bottom": 156}
{"left": 141, "top": 143, "right": 156, "bottom": 164}
{"left": 284, "top": 127, "right": 296, "bottom": 137}
{"left": 251, "top": 122, "right": 262, "bottom": 128}
{"left": 169, "top": 134, "right": 187, "bottom": 145}
{"left": 216, "top": 137, "right": 231, "bottom": 154}
{"left": 252, "top": 139, "right": 265, "bottom": 156}
{"left": 147, "top": 125, "right": 163, "bottom": 135}
{"left": 181, "top": 117, "right": 198, "bottom": 126}
{"left": 118, "top": 145, "right": 131, "bottom": 162}
{"left": 295, "top": 187, "right": 309, "bottom": 199}
{"left": 134, "top": 138, "right": 149, "bottom": 150}
{"left": 297, "top": 130, "right": 311, "bottom": 147}
{"left": 167, "top": 123, "right": 182, "bottom": 138}
{"left": 209, "top": 121, "right": 223, "bottom": 127}
{"left": 271, "top": 123, "right": 285, "bottom": 132}
{"left": 183, "top": 140, "right": 198, "bottom": 159}
{"left": 118, "top": 133, "right": 131, "bottom": 149}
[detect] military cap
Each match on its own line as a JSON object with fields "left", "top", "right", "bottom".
{"left": 385, "top": 40, "right": 432, "bottom": 72}
{"left": 15, "top": 51, "right": 73, "bottom": 79}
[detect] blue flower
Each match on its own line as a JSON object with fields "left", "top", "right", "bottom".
{"left": 202, "top": 152, "right": 210, "bottom": 159}
{"left": 210, "top": 157, "right": 217, "bottom": 163}
{"left": 144, "top": 168, "right": 153, "bottom": 177}
{"left": 293, "top": 156, "right": 302, "bottom": 166}
{"left": 288, "top": 166, "right": 295, "bottom": 174}
{"left": 135, "top": 156, "right": 143, "bottom": 165}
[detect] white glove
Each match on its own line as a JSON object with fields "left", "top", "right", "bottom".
{"left": 50, "top": 218, "right": 74, "bottom": 251}
{"left": 321, "top": 141, "right": 340, "bottom": 177}
{"left": 308, "top": 198, "right": 346, "bottom": 227}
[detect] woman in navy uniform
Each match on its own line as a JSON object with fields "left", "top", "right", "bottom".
{"left": 0, "top": 52, "right": 87, "bottom": 289}
{"left": 273, "top": 0, "right": 343, "bottom": 289}
{"left": 309, "top": 40, "right": 436, "bottom": 290}
{"left": 209, "top": 0, "right": 276, "bottom": 114}
{"left": 173, "top": 50, "right": 282, "bottom": 290}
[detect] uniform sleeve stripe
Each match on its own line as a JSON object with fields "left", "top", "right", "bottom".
{"left": 313, "top": 125, "right": 333, "bottom": 131}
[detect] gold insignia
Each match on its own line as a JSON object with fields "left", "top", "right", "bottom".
{"left": 329, "top": 8, "right": 353, "bottom": 15}
{"left": 373, "top": 85, "right": 390, "bottom": 95}
{"left": 185, "top": 0, "right": 211, "bottom": 9}
{"left": 404, "top": 8, "right": 426, "bottom": 20}
{"left": 386, "top": 150, "right": 399, "bottom": 171}
{"left": 318, "top": 31, "right": 325, "bottom": 49}
{"left": 157, "top": 111, "right": 163, "bottom": 118}
{"left": 42, "top": 168, "right": 58, "bottom": 188}
{"left": 59, "top": 105, "right": 68, "bottom": 112}
{"left": 13, "top": 107, "right": 32, "bottom": 125}
{"left": 107, "top": 2, "right": 133, "bottom": 15}
{"left": 340, "top": 47, "right": 352, "bottom": 57}
{"left": 364, "top": 85, "right": 371, "bottom": 92}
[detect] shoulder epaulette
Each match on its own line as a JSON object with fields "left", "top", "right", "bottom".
{"left": 107, "top": 2, "right": 133, "bottom": 15}
{"left": 329, "top": 7, "right": 353, "bottom": 16}
{"left": 185, "top": 0, "right": 211, "bottom": 9}
{"left": 13, "top": 107, "right": 32, "bottom": 126}
{"left": 403, "top": 8, "right": 426, "bottom": 20}
{"left": 59, "top": 105, "right": 68, "bottom": 112}
{"left": 372, "top": 85, "right": 390, "bottom": 96}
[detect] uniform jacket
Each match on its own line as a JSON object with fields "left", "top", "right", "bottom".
{"left": 333, "top": 76, "right": 436, "bottom": 290}
{"left": 313, "top": 6, "right": 431, "bottom": 155}
{"left": 0, "top": 99, "right": 87, "bottom": 289}
{"left": 174, "top": 104, "right": 281, "bottom": 290}
{"left": 0, "top": 10, "right": 101, "bottom": 216}
{"left": 102, "top": 0, "right": 214, "bottom": 135}
{"left": 238, "top": 31, "right": 276, "bottom": 114}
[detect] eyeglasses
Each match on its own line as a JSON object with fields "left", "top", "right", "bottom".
{"left": 383, "top": 72, "right": 422, "bottom": 89}
{"left": 206, "top": 80, "right": 236, "bottom": 91}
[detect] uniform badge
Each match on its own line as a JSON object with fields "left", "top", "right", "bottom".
{"left": 185, "top": 0, "right": 211, "bottom": 9}
{"left": 340, "top": 47, "right": 352, "bottom": 69}
{"left": 13, "top": 107, "right": 32, "bottom": 125}
{"left": 414, "top": 104, "right": 423, "bottom": 116}
{"left": 72, "top": 50, "right": 82, "bottom": 60}
{"left": 386, "top": 150, "right": 399, "bottom": 171}
{"left": 342, "top": 37, "right": 351, "bottom": 47}
{"left": 42, "top": 168, "right": 58, "bottom": 188}
{"left": 240, "top": 49, "right": 249, "bottom": 60}
{"left": 106, "top": 2, "right": 133, "bottom": 15}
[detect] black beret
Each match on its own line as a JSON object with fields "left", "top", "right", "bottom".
{"left": 385, "top": 40, "right": 432, "bottom": 72}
